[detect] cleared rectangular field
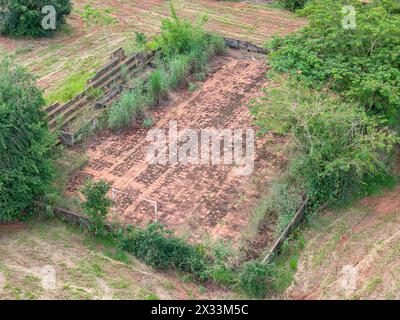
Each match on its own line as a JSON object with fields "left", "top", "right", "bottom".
{"left": 67, "top": 50, "right": 287, "bottom": 245}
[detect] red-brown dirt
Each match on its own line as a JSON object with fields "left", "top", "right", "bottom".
{"left": 68, "top": 51, "right": 287, "bottom": 244}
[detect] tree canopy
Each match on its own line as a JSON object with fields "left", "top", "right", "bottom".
{"left": 0, "top": 0, "right": 72, "bottom": 37}
{"left": 0, "top": 59, "right": 55, "bottom": 222}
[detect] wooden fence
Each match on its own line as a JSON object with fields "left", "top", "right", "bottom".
{"left": 262, "top": 200, "right": 308, "bottom": 264}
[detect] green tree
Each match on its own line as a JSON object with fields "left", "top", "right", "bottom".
{"left": 268, "top": 0, "right": 400, "bottom": 123}
{"left": 82, "top": 179, "right": 113, "bottom": 236}
{"left": 251, "top": 76, "right": 398, "bottom": 208}
{"left": 0, "top": 0, "right": 72, "bottom": 37}
{"left": 0, "top": 58, "right": 55, "bottom": 222}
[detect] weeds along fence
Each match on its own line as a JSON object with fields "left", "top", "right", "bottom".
{"left": 262, "top": 200, "right": 308, "bottom": 264}
{"left": 222, "top": 37, "right": 268, "bottom": 54}
{"left": 45, "top": 37, "right": 267, "bottom": 146}
{"left": 53, "top": 207, "right": 115, "bottom": 233}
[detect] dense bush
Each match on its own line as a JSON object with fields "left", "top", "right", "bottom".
{"left": 269, "top": 177, "right": 304, "bottom": 233}
{"left": 119, "top": 223, "right": 208, "bottom": 279}
{"left": 238, "top": 261, "right": 275, "bottom": 299}
{"left": 251, "top": 75, "right": 398, "bottom": 208}
{"left": 0, "top": 0, "right": 72, "bottom": 37}
{"left": 0, "top": 59, "right": 55, "bottom": 222}
{"left": 279, "top": 0, "right": 308, "bottom": 12}
{"left": 268, "top": 0, "right": 400, "bottom": 123}
{"left": 82, "top": 179, "right": 113, "bottom": 236}
{"left": 117, "top": 221, "right": 277, "bottom": 297}
{"left": 108, "top": 86, "right": 147, "bottom": 131}
{"left": 167, "top": 55, "right": 190, "bottom": 89}
{"left": 147, "top": 69, "right": 170, "bottom": 107}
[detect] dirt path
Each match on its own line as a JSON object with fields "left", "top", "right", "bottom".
{"left": 68, "top": 51, "right": 286, "bottom": 244}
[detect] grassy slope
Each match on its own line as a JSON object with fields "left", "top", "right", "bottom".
{"left": 284, "top": 186, "right": 400, "bottom": 300}
{"left": 0, "top": 219, "right": 237, "bottom": 300}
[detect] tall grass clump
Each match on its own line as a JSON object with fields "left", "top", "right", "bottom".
{"left": 108, "top": 86, "right": 147, "bottom": 131}
{"left": 238, "top": 261, "right": 276, "bottom": 299}
{"left": 167, "top": 55, "right": 190, "bottom": 89}
{"left": 147, "top": 68, "right": 170, "bottom": 107}
{"left": 110, "top": 4, "right": 227, "bottom": 131}
{"left": 187, "top": 47, "right": 209, "bottom": 74}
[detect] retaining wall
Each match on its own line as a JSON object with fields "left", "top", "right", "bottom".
{"left": 222, "top": 37, "right": 268, "bottom": 54}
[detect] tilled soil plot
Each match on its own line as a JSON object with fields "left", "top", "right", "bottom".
{"left": 69, "top": 51, "right": 286, "bottom": 243}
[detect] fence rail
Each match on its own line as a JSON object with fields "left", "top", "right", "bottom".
{"left": 262, "top": 200, "right": 308, "bottom": 264}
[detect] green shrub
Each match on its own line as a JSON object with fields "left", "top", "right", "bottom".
{"left": 251, "top": 75, "right": 398, "bottom": 208}
{"left": 208, "top": 34, "right": 227, "bottom": 56}
{"left": 206, "top": 241, "right": 237, "bottom": 287}
{"left": 156, "top": 3, "right": 225, "bottom": 75}
{"left": 268, "top": 0, "right": 400, "bottom": 123}
{"left": 0, "top": 0, "right": 72, "bottom": 37}
{"left": 269, "top": 178, "right": 304, "bottom": 233}
{"left": 167, "top": 55, "right": 190, "bottom": 89}
{"left": 119, "top": 223, "right": 208, "bottom": 279}
{"left": 45, "top": 70, "right": 95, "bottom": 104}
{"left": 142, "top": 118, "right": 154, "bottom": 129}
{"left": 194, "top": 72, "right": 207, "bottom": 82}
{"left": 278, "top": 0, "right": 308, "bottom": 11}
{"left": 82, "top": 179, "right": 113, "bottom": 236}
{"left": 80, "top": 4, "right": 116, "bottom": 27}
{"left": 135, "top": 32, "right": 147, "bottom": 48}
{"left": 187, "top": 47, "right": 209, "bottom": 74}
{"left": 147, "top": 69, "right": 169, "bottom": 107}
{"left": 209, "top": 264, "right": 236, "bottom": 287}
{"left": 238, "top": 261, "right": 275, "bottom": 299}
{"left": 108, "top": 86, "right": 147, "bottom": 130}
{"left": 156, "top": 3, "right": 209, "bottom": 58}
{"left": 0, "top": 58, "right": 55, "bottom": 222}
